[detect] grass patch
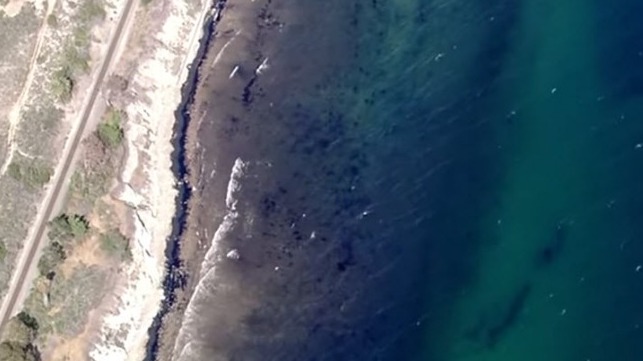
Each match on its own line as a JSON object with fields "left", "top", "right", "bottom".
{"left": 70, "top": 155, "right": 113, "bottom": 207}
{"left": 0, "top": 5, "right": 39, "bottom": 64}
{"left": 72, "top": 27, "right": 91, "bottom": 49}
{"left": 7, "top": 159, "right": 52, "bottom": 189}
{"left": 63, "top": 42, "right": 90, "bottom": 72}
{"left": 99, "top": 229, "right": 131, "bottom": 261}
{"left": 18, "top": 104, "right": 63, "bottom": 161}
{"left": 49, "top": 0, "right": 104, "bottom": 103}
{"left": 20, "top": 103, "right": 62, "bottom": 134}
{"left": 24, "top": 265, "right": 107, "bottom": 338}
{"left": 49, "top": 265, "right": 107, "bottom": 335}
{"left": 0, "top": 175, "right": 42, "bottom": 292}
{"left": 97, "top": 109, "right": 124, "bottom": 148}
{"left": 77, "top": 0, "right": 106, "bottom": 24}
{"left": 0, "top": 241, "right": 6, "bottom": 263}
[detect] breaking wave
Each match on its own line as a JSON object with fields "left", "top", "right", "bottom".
{"left": 172, "top": 158, "right": 249, "bottom": 360}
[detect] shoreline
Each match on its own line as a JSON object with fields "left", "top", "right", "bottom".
{"left": 153, "top": 1, "right": 291, "bottom": 359}
{"left": 142, "top": 1, "right": 226, "bottom": 359}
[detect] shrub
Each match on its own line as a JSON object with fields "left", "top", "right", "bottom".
{"left": 2, "top": 313, "right": 37, "bottom": 345}
{"left": 0, "top": 341, "right": 39, "bottom": 361}
{"left": 0, "top": 313, "right": 40, "bottom": 361}
{"left": 70, "top": 164, "right": 112, "bottom": 207}
{"left": 99, "top": 230, "right": 131, "bottom": 261}
{"left": 77, "top": 0, "right": 105, "bottom": 24}
{"left": 37, "top": 241, "right": 66, "bottom": 277}
{"left": 51, "top": 44, "right": 90, "bottom": 103}
{"left": 51, "top": 67, "right": 74, "bottom": 102}
{"left": 63, "top": 43, "right": 89, "bottom": 73}
{"left": 7, "top": 161, "right": 52, "bottom": 189}
{"left": 41, "top": 214, "right": 87, "bottom": 275}
{"left": 16, "top": 313, "right": 38, "bottom": 332}
{"left": 97, "top": 109, "right": 124, "bottom": 149}
{"left": 48, "top": 214, "right": 90, "bottom": 242}
{"left": 72, "top": 27, "right": 90, "bottom": 48}
{"left": 46, "top": 14, "right": 57, "bottom": 27}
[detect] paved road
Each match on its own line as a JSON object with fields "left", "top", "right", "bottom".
{"left": 0, "top": 0, "right": 137, "bottom": 332}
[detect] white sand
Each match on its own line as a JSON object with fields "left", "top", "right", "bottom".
{"left": 89, "top": 1, "right": 211, "bottom": 360}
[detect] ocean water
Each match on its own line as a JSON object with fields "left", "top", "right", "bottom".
{"left": 169, "top": 0, "right": 643, "bottom": 360}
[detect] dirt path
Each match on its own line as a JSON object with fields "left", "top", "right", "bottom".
{"left": 0, "top": 0, "right": 138, "bottom": 332}
{"left": 0, "top": 0, "right": 57, "bottom": 175}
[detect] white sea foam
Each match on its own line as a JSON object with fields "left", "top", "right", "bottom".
{"left": 200, "top": 212, "right": 238, "bottom": 276}
{"left": 172, "top": 158, "right": 249, "bottom": 360}
{"left": 226, "top": 158, "right": 248, "bottom": 210}
{"left": 172, "top": 214, "right": 237, "bottom": 360}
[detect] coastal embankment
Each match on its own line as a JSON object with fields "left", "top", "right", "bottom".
{"left": 88, "top": 0, "right": 213, "bottom": 359}
{"left": 142, "top": 1, "right": 226, "bottom": 359}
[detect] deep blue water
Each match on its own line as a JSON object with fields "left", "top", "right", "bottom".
{"left": 168, "top": 0, "right": 643, "bottom": 360}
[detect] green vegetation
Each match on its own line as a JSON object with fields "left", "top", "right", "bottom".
{"left": 37, "top": 241, "right": 66, "bottom": 278}
{"left": 70, "top": 108, "right": 124, "bottom": 206}
{"left": 3, "top": 313, "right": 38, "bottom": 345}
{"left": 46, "top": 14, "right": 58, "bottom": 27}
{"left": 72, "top": 27, "right": 90, "bottom": 49}
{"left": 7, "top": 159, "right": 52, "bottom": 189}
{"left": 15, "top": 313, "right": 38, "bottom": 333}
{"left": 77, "top": 0, "right": 106, "bottom": 24}
{"left": 52, "top": 43, "right": 90, "bottom": 101}
{"left": 100, "top": 229, "right": 131, "bottom": 261}
{"left": 69, "top": 166, "right": 112, "bottom": 208}
{"left": 24, "top": 265, "right": 108, "bottom": 337}
{"left": 97, "top": 109, "right": 124, "bottom": 148}
{"left": 0, "top": 341, "right": 39, "bottom": 361}
{"left": 17, "top": 105, "right": 63, "bottom": 164}
{"left": 0, "top": 241, "right": 6, "bottom": 262}
{"left": 48, "top": 214, "right": 90, "bottom": 242}
{"left": 51, "top": 67, "right": 74, "bottom": 102}
{"left": 63, "top": 42, "right": 90, "bottom": 73}
{"left": 0, "top": 4, "right": 39, "bottom": 64}
{"left": 50, "top": 0, "right": 105, "bottom": 102}
{"left": 39, "top": 214, "right": 89, "bottom": 276}
{"left": 0, "top": 178, "right": 43, "bottom": 293}
{"left": 0, "top": 313, "right": 40, "bottom": 361}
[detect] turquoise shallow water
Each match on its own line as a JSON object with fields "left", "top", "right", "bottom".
{"left": 175, "top": 0, "right": 643, "bottom": 360}
{"left": 414, "top": 0, "right": 643, "bottom": 360}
